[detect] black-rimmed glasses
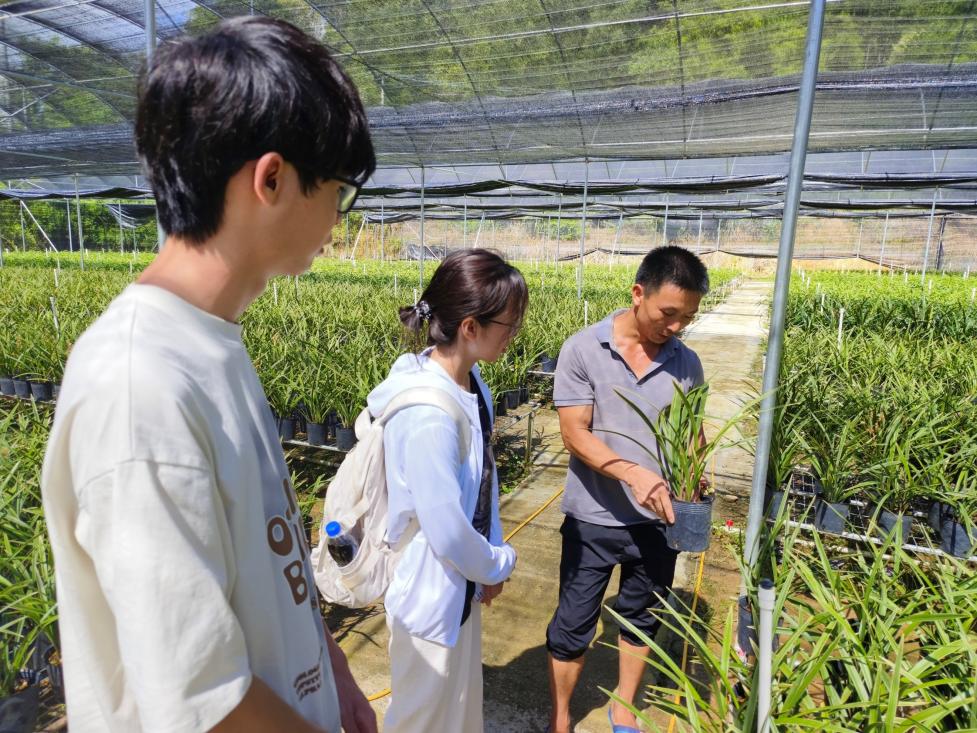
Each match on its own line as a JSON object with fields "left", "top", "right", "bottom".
{"left": 335, "top": 176, "right": 361, "bottom": 214}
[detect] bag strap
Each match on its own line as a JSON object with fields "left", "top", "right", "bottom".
{"left": 375, "top": 387, "right": 473, "bottom": 554}
{"left": 375, "top": 386, "right": 472, "bottom": 459}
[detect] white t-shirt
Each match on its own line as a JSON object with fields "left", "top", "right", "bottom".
{"left": 41, "top": 284, "right": 341, "bottom": 733}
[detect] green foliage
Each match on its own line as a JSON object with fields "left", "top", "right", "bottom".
{"left": 0, "top": 402, "right": 57, "bottom": 696}
{"left": 778, "top": 270, "right": 977, "bottom": 516}
{"left": 621, "top": 521, "right": 977, "bottom": 731}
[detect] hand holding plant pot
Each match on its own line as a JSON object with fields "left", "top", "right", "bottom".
{"left": 609, "top": 383, "right": 753, "bottom": 552}
{"left": 621, "top": 464, "right": 674, "bottom": 524}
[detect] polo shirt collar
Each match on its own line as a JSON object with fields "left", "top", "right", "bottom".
{"left": 596, "top": 308, "right": 680, "bottom": 361}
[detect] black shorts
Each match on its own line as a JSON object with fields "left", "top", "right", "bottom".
{"left": 546, "top": 515, "right": 678, "bottom": 661}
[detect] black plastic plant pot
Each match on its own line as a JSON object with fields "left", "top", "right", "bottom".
{"left": 505, "top": 390, "right": 520, "bottom": 409}
{"left": 278, "top": 417, "right": 296, "bottom": 442}
{"left": 540, "top": 355, "right": 558, "bottom": 373}
{"left": 336, "top": 426, "right": 357, "bottom": 451}
{"left": 30, "top": 381, "right": 52, "bottom": 402}
{"left": 940, "top": 520, "right": 976, "bottom": 558}
{"left": 766, "top": 490, "right": 786, "bottom": 520}
{"left": 877, "top": 508, "right": 912, "bottom": 539}
{"left": 0, "top": 376, "right": 14, "bottom": 395}
{"left": 13, "top": 378, "right": 30, "bottom": 399}
{"left": 495, "top": 399, "right": 507, "bottom": 417}
{"left": 306, "top": 422, "right": 327, "bottom": 446}
{"left": 928, "top": 501, "right": 952, "bottom": 533}
{"left": 814, "top": 499, "right": 849, "bottom": 534}
{"left": 665, "top": 496, "right": 713, "bottom": 552}
{"left": 519, "top": 385, "right": 529, "bottom": 404}
{"left": 0, "top": 686, "right": 39, "bottom": 733}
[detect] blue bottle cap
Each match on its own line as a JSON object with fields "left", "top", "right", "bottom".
{"left": 325, "top": 521, "right": 342, "bottom": 538}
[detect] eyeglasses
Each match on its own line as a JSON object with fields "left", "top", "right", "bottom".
{"left": 485, "top": 318, "right": 521, "bottom": 336}
{"left": 335, "top": 176, "right": 361, "bottom": 214}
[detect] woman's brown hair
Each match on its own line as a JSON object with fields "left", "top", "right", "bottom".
{"left": 399, "top": 249, "right": 528, "bottom": 347}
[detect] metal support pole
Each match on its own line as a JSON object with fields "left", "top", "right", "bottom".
{"left": 19, "top": 201, "right": 26, "bottom": 251}
{"left": 65, "top": 199, "right": 73, "bottom": 251}
{"left": 473, "top": 212, "right": 485, "bottom": 248}
{"left": 743, "top": 0, "right": 826, "bottom": 576}
{"left": 145, "top": 0, "right": 156, "bottom": 61}
{"left": 662, "top": 195, "right": 669, "bottom": 247}
{"left": 379, "top": 200, "right": 385, "bottom": 260}
{"left": 878, "top": 212, "right": 889, "bottom": 274}
{"left": 757, "top": 579, "right": 775, "bottom": 733}
{"left": 419, "top": 165, "right": 425, "bottom": 289}
{"left": 21, "top": 201, "right": 57, "bottom": 252}
{"left": 855, "top": 219, "right": 863, "bottom": 259}
{"left": 577, "top": 164, "right": 588, "bottom": 300}
{"left": 697, "top": 212, "right": 703, "bottom": 252}
{"left": 74, "top": 176, "right": 85, "bottom": 270}
{"left": 117, "top": 205, "right": 125, "bottom": 253}
{"left": 463, "top": 199, "right": 468, "bottom": 248}
{"left": 146, "top": 0, "right": 165, "bottom": 252}
{"left": 921, "top": 192, "right": 937, "bottom": 282}
{"left": 716, "top": 218, "right": 722, "bottom": 251}
{"left": 556, "top": 194, "right": 563, "bottom": 264}
{"left": 612, "top": 213, "right": 623, "bottom": 262}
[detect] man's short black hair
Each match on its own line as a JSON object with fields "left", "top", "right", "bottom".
{"left": 135, "top": 17, "right": 376, "bottom": 243}
{"left": 635, "top": 245, "right": 709, "bottom": 295}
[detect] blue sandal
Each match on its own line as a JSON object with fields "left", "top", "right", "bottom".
{"left": 607, "top": 705, "right": 640, "bottom": 733}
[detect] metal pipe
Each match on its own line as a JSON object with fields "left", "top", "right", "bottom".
{"left": 556, "top": 194, "right": 562, "bottom": 264}
{"left": 21, "top": 201, "right": 57, "bottom": 252}
{"left": 145, "top": 0, "right": 156, "bottom": 61}
{"left": 65, "top": 199, "right": 73, "bottom": 251}
{"left": 19, "top": 201, "right": 26, "bottom": 251}
{"left": 662, "top": 194, "right": 669, "bottom": 247}
{"left": 419, "top": 165, "right": 425, "bottom": 289}
{"left": 74, "top": 175, "right": 85, "bottom": 270}
{"left": 743, "top": 0, "right": 826, "bottom": 575}
{"left": 473, "top": 212, "right": 485, "bottom": 248}
{"left": 920, "top": 192, "right": 937, "bottom": 282}
{"left": 878, "top": 212, "right": 889, "bottom": 274}
{"left": 577, "top": 164, "right": 588, "bottom": 300}
{"left": 379, "top": 200, "right": 384, "bottom": 260}
{"left": 463, "top": 198, "right": 468, "bottom": 248}
{"left": 757, "top": 578, "right": 775, "bottom": 733}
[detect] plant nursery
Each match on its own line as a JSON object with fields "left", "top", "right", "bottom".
{"left": 3, "top": 0, "right": 977, "bottom": 730}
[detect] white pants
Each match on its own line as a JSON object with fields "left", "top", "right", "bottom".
{"left": 384, "top": 604, "right": 483, "bottom": 733}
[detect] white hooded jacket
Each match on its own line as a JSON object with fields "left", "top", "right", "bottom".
{"left": 367, "top": 350, "right": 517, "bottom": 647}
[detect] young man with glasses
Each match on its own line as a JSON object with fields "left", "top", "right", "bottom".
{"left": 42, "top": 18, "right": 376, "bottom": 733}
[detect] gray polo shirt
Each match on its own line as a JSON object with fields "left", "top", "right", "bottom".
{"left": 554, "top": 309, "right": 705, "bottom": 527}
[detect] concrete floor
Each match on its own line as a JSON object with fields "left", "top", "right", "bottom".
{"left": 330, "top": 280, "right": 773, "bottom": 732}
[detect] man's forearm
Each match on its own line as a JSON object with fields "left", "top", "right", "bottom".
{"left": 563, "top": 426, "right": 640, "bottom": 483}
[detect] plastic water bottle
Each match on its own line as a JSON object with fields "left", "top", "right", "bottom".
{"left": 325, "top": 521, "right": 358, "bottom": 567}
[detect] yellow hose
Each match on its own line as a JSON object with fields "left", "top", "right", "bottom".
{"left": 666, "top": 457, "right": 715, "bottom": 732}
{"left": 666, "top": 549, "right": 707, "bottom": 733}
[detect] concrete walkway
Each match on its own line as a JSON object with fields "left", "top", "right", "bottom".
{"left": 333, "top": 280, "right": 773, "bottom": 731}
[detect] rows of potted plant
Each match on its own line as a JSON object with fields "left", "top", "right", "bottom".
{"left": 1, "top": 256, "right": 738, "bottom": 449}
{"left": 768, "top": 271, "right": 977, "bottom": 557}
{"left": 619, "top": 517, "right": 977, "bottom": 730}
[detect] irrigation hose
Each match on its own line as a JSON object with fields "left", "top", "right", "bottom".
{"left": 666, "top": 458, "right": 715, "bottom": 732}
{"left": 362, "top": 487, "right": 566, "bottom": 703}
{"left": 666, "top": 550, "right": 707, "bottom": 733}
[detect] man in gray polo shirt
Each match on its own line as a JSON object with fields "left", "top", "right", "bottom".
{"left": 546, "top": 246, "right": 707, "bottom": 733}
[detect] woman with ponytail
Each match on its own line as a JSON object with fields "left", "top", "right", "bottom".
{"left": 365, "top": 249, "right": 528, "bottom": 732}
